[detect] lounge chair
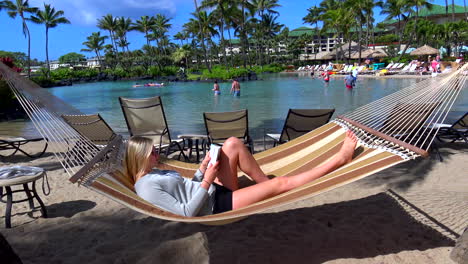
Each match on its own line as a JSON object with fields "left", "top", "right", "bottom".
{"left": 265, "top": 109, "right": 335, "bottom": 147}
{"left": 385, "top": 63, "right": 394, "bottom": 69}
{"left": 0, "top": 136, "right": 48, "bottom": 158}
{"left": 119, "top": 96, "right": 187, "bottom": 160}
{"left": 203, "top": 109, "right": 254, "bottom": 153}
{"left": 433, "top": 112, "right": 468, "bottom": 143}
{"left": 61, "top": 114, "right": 116, "bottom": 148}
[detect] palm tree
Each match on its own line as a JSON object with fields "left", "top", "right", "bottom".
{"left": 173, "top": 32, "right": 186, "bottom": 46}
{"left": 30, "top": 3, "right": 70, "bottom": 77}
{"left": 303, "top": 6, "right": 321, "bottom": 60}
{"left": 193, "top": 0, "right": 212, "bottom": 71}
{"left": 81, "top": 32, "right": 108, "bottom": 67}
{"left": 4, "top": 0, "right": 38, "bottom": 78}
{"left": 200, "top": 0, "right": 233, "bottom": 68}
{"left": 132, "top": 16, "right": 155, "bottom": 46}
{"left": 153, "top": 14, "right": 172, "bottom": 54}
{"left": 408, "top": 0, "right": 433, "bottom": 43}
{"left": 260, "top": 13, "right": 282, "bottom": 64}
{"left": 116, "top": 16, "right": 132, "bottom": 53}
{"left": 381, "top": 0, "right": 410, "bottom": 52}
{"left": 252, "top": 0, "right": 280, "bottom": 17}
{"left": 97, "top": 14, "right": 118, "bottom": 55}
{"left": 322, "top": 7, "right": 355, "bottom": 63}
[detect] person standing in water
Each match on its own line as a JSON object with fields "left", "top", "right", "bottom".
{"left": 231, "top": 78, "right": 241, "bottom": 96}
{"left": 344, "top": 72, "right": 355, "bottom": 89}
{"left": 213, "top": 80, "right": 221, "bottom": 95}
{"left": 323, "top": 71, "right": 330, "bottom": 83}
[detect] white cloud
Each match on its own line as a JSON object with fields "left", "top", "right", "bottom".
{"left": 29, "top": 0, "right": 188, "bottom": 26}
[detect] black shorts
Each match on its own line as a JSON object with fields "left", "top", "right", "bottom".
{"left": 213, "top": 183, "right": 233, "bottom": 214}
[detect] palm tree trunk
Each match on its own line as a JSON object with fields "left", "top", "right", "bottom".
{"left": 227, "top": 26, "right": 234, "bottom": 67}
{"left": 45, "top": 26, "right": 50, "bottom": 78}
{"left": 358, "top": 25, "right": 363, "bottom": 64}
{"left": 464, "top": 0, "right": 467, "bottom": 19}
{"left": 193, "top": 0, "right": 211, "bottom": 72}
{"left": 452, "top": 0, "right": 455, "bottom": 22}
{"left": 24, "top": 21, "right": 31, "bottom": 78}
{"left": 240, "top": 0, "right": 248, "bottom": 68}
{"left": 445, "top": 0, "right": 449, "bottom": 17}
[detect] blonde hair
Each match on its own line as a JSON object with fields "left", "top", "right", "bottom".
{"left": 118, "top": 136, "right": 154, "bottom": 186}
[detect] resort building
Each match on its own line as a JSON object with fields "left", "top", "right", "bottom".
{"left": 86, "top": 57, "right": 101, "bottom": 68}
{"left": 49, "top": 60, "right": 70, "bottom": 70}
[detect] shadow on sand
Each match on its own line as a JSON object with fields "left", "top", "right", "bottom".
{"left": 8, "top": 192, "right": 456, "bottom": 263}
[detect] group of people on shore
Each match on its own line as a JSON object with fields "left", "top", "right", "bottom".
{"left": 212, "top": 79, "right": 241, "bottom": 96}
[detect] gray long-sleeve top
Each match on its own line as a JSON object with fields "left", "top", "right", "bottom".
{"left": 134, "top": 169, "right": 216, "bottom": 217}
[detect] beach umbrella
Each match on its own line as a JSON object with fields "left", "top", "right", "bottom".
{"left": 351, "top": 48, "right": 387, "bottom": 59}
{"left": 311, "top": 51, "right": 334, "bottom": 60}
{"left": 410, "top": 45, "right": 439, "bottom": 56}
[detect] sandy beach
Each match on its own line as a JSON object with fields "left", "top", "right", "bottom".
{"left": 0, "top": 138, "right": 466, "bottom": 263}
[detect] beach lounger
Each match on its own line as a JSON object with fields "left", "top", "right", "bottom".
{"left": 62, "top": 114, "right": 117, "bottom": 148}
{"left": 265, "top": 109, "right": 335, "bottom": 148}
{"left": 119, "top": 96, "right": 187, "bottom": 160}
{"left": 203, "top": 109, "right": 254, "bottom": 153}
{"left": 0, "top": 136, "right": 48, "bottom": 158}
{"left": 385, "top": 63, "right": 394, "bottom": 69}
{"left": 433, "top": 112, "right": 468, "bottom": 143}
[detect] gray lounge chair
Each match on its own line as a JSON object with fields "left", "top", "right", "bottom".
{"left": 265, "top": 109, "right": 335, "bottom": 147}
{"left": 62, "top": 114, "right": 116, "bottom": 148}
{"left": 119, "top": 96, "right": 187, "bottom": 160}
{"left": 434, "top": 112, "right": 468, "bottom": 143}
{"left": 203, "top": 109, "right": 254, "bottom": 153}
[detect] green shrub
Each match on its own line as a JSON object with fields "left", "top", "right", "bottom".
{"left": 201, "top": 66, "right": 250, "bottom": 80}
{"left": 147, "top": 66, "right": 161, "bottom": 77}
{"left": 50, "top": 67, "right": 74, "bottom": 80}
{"left": 161, "top": 66, "right": 178, "bottom": 76}
{"left": 130, "top": 66, "right": 146, "bottom": 77}
{"left": 74, "top": 68, "right": 99, "bottom": 78}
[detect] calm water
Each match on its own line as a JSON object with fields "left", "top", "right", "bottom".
{"left": 3, "top": 73, "right": 467, "bottom": 140}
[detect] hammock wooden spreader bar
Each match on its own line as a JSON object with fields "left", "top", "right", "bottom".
{"left": 0, "top": 60, "right": 466, "bottom": 225}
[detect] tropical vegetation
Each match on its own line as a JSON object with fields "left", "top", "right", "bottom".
{"left": 0, "top": 0, "right": 467, "bottom": 82}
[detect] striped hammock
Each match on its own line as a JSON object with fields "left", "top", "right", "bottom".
{"left": 1, "top": 62, "right": 466, "bottom": 225}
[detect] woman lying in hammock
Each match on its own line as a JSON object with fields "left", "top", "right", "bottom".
{"left": 120, "top": 131, "right": 357, "bottom": 217}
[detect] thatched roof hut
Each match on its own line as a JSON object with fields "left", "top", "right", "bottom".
{"left": 351, "top": 48, "right": 388, "bottom": 59}
{"left": 410, "top": 45, "right": 439, "bottom": 56}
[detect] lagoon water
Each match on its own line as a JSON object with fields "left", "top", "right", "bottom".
{"left": 3, "top": 73, "right": 467, "bottom": 141}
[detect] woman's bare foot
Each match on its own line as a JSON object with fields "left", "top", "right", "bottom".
{"left": 338, "top": 130, "right": 358, "bottom": 164}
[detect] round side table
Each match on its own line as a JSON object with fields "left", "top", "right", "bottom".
{"left": 0, "top": 167, "right": 48, "bottom": 228}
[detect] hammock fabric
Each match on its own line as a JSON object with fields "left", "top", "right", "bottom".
{"left": 1, "top": 61, "right": 466, "bottom": 225}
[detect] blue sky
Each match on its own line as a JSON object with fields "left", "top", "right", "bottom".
{"left": 0, "top": 0, "right": 456, "bottom": 61}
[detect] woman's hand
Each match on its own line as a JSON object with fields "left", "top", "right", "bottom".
{"left": 199, "top": 153, "right": 211, "bottom": 174}
{"left": 204, "top": 161, "right": 219, "bottom": 183}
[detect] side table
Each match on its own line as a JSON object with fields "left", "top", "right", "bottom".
{"left": 0, "top": 166, "right": 48, "bottom": 228}
{"left": 178, "top": 134, "right": 208, "bottom": 163}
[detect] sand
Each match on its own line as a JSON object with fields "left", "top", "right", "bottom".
{"left": 0, "top": 139, "right": 467, "bottom": 264}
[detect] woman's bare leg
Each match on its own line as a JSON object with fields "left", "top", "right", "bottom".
{"left": 214, "top": 137, "right": 269, "bottom": 190}
{"left": 232, "top": 130, "right": 358, "bottom": 209}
